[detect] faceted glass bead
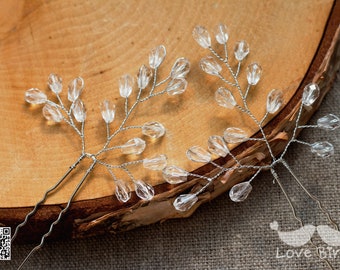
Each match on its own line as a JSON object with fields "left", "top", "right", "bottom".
{"left": 229, "top": 181, "right": 252, "bottom": 202}
{"left": 215, "top": 23, "right": 229, "bottom": 44}
{"left": 223, "top": 127, "right": 248, "bottom": 143}
{"left": 25, "top": 88, "right": 47, "bottom": 104}
{"left": 186, "top": 146, "right": 211, "bottom": 163}
{"left": 72, "top": 99, "right": 86, "bottom": 122}
{"left": 246, "top": 63, "right": 262, "bottom": 85}
{"left": 234, "top": 40, "right": 249, "bottom": 61}
{"left": 173, "top": 194, "right": 198, "bottom": 212}
{"left": 302, "top": 83, "right": 319, "bottom": 106}
{"left": 137, "top": 64, "right": 152, "bottom": 90}
{"left": 143, "top": 154, "right": 167, "bottom": 170}
{"left": 119, "top": 74, "right": 134, "bottom": 98}
{"left": 166, "top": 78, "right": 188, "bottom": 95}
{"left": 115, "top": 180, "right": 131, "bottom": 203}
{"left": 121, "top": 138, "right": 146, "bottom": 155}
{"left": 192, "top": 25, "right": 211, "bottom": 48}
{"left": 42, "top": 103, "right": 63, "bottom": 122}
{"left": 317, "top": 114, "right": 340, "bottom": 130}
{"left": 311, "top": 141, "right": 334, "bottom": 158}
{"left": 266, "top": 89, "right": 283, "bottom": 114}
{"left": 142, "top": 121, "right": 165, "bottom": 139}
{"left": 100, "top": 100, "right": 116, "bottom": 124}
{"left": 200, "top": 56, "right": 222, "bottom": 76}
{"left": 215, "top": 87, "right": 236, "bottom": 108}
{"left": 68, "top": 77, "right": 84, "bottom": 102}
{"left": 149, "top": 45, "right": 166, "bottom": 69}
{"left": 162, "top": 165, "right": 188, "bottom": 184}
{"left": 170, "top": 57, "right": 190, "bottom": 79}
{"left": 134, "top": 179, "right": 154, "bottom": 201}
{"left": 208, "top": 135, "right": 229, "bottom": 157}
{"left": 48, "top": 73, "right": 62, "bottom": 94}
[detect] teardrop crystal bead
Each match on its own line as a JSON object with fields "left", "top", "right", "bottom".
{"left": 134, "top": 180, "right": 154, "bottom": 201}
{"left": 121, "top": 138, "right": 146, "bottom": 155}
{"left": 208, "top": 135, "right": 229, "bottom": 157}
{"left": 100, "top": 100, "right": 116, "bottom": 124}
{"left": 317, "top": 114, "right": 340, "bottom": 130}
{"left": 48, "top": 73, "right": 62, "bottom": 94}
{"left": 149, "top": 45, "right": 166, "bottom": 69}
{"left": 266, "top": 89, "right": 283, "bottom": 114}
{"left": 311, "top": 141, "right": 334, "bottom": 158}
{"left": 170, "top": 58, "right": 190, "bottom": 79}
{"left": 115, "top": 180, "right": 131, "bottom": 203}
{"left": 68, "top": 77, "right": 84, "bottom": 102}
{"left": 186, "top": 146, "right": 211, "bottom": 163}
{"left": 42, "top": 103, "right": 63, "bottom": 122}
{"left": 72, "top": 99, "right": 86, "bottom": 122}
{"left": 223, "top": 127, "right": 248, "bottom": 143}
{"left": 200, "top": 56, "right": 222, "bottom": 76}
{"left": 302, "top": 83, "right": 319, "bottom": 106}
{"left": 246, "top": 63, "right": 262, "bottom": 85}
{"left": 137, "top": 65, "right": 152, "bottom": 90}
{"left": 234, "top": 40, "right": 249, "bottom": 61}
{"left": 215, "top": 23, "right": 229, "bottom": 44}
{"left": 119, "top": 74, "right": 134, "bottom": 98}
{"left": 162, "top": 165, "right": 188, "bottom": 184}
{"left": 166, "top": 78, "right": 188, "bottom": 95}
{"left": 143, "top": 154, "right": 167, "bottom": 170}
{"left": 25, "top": 88, "right": 47, "bottom": 104}
{"left": 192, "top": 25, "right": 211, "bottom": 48}
{"left": 215, "top": 87, "right": 236, "bottom": 108}
{"left": 229, "top": 181, "right": 252, "bottom": 202}
{"left": 142, "top": 121, "right": 165, "bottom": 139}
{"left": 173, "top": 194, "right": 198, "bottom": 212}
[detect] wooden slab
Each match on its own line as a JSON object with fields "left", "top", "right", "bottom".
{"left": 0, "top": 0, "right": 339, "bottom": 242}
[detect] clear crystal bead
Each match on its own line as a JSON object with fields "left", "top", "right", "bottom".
{"left": 48, "top": 73, "right": 62, "bottom": 94}
{"left": 149, "top": 45, "right": 166, "bottom": 69}
{"left": 317, "top": 114, "right": 340, "bottom": 130}
{"left": 100, "top": 100, "right": 115, "bottom": 124}
{"left": 215, "top": 23, "right": 229, "bottom": 44}
{"left": 119, "top": 74, "right": 134, "bottom": 98}
{"left": 68, "top": 77, "right": 84, "bottom": 102}
{"left": 42, "top": 103, "right": 63, "bottom": 122}
{"left": 192, "top": 25, "right": 211, "bottom": 48}
{"left": 170, "top": 58, "right": 190, "bottom": 79}
{"left": 166, "top": 78, "right": 188, "bottom": 95}
{"left": 246, "top": 63, "right": 262, "bottom": 85}
{"left": 121, "top": 138, "right": 146, "bottom": 155}
{"left": 25, "top": 88, "right": 47, "bottom": 104}
{"left": 134, "top": 180, "right": 154, "bottom": 201}
{"left": 72, "top": 99, "right": 86, "bottom": 122}
{"left": 186, "top": 146, "right": 211, "bottom": 163}
{"left": 137, "top": 65, "right": 152, "bottom": 90}
{"left": 142, "top": 121, "right": 165, "bottom": 139}
{"left": 200, "top": 56, "right": 222, "bottom": 76}
{"left": 143, "top": 154, "right": 167, "bottom": 170}
{"left": 266, "top": 89, "right": 283, "bottom": 114}
{"left": 311, "top": 141, "right": 334, "bottom": 158}
{"left": 215, "top": 87, "right": 236, "bottom": 108}
{"left": 229, "top": 182, "right": 252, "bottom": 202}
{"left": 115, "top": 180, "right": 131, "bottom": 203}
{"left": 234, "top": 40, "right": 249, "bottom": 61}
{"left": 223, "top": 127, "right": 248, "bottom": 143}
{"left": 173, "top": 194, "right": 198, "bottom": 212}
{"left": 208, "top": 135, "right": 229, "bottom": 157}
{"left": 302, "top": 83, "right": 319, "bottom": 106}
{"left": 162, "top": 165, "right": 188, "bottom": 184}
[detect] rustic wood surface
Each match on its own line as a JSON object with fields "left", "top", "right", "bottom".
{"left": 0, "top": 0, "right": 339, "bottom": 242}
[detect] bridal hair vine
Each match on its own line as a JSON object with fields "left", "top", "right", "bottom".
{"left": 14, "top": 23, "right": 339, "bottom": 269}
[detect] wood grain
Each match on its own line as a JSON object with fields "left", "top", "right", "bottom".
{"left": 0, "top": 0, "right": 338, "bottom": 242}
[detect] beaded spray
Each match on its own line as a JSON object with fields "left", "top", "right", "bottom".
{"left": 13, "top": 24, "right": 339, "bottom": 269}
